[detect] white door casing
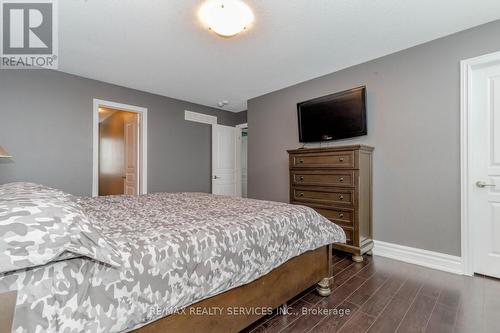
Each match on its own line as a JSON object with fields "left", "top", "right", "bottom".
{"left": 124, "top": 115, "right": 139, "bottom": 195}
{"left": 462, "top": 51, "right": 500, "bottom": 278}
{"left": 212, "top": 124, "right": 241, "bottom": 196}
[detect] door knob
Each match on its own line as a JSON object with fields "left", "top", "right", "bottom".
{"left": 476, "top": 181, "right": 495, "bottom": 188}
{"left": 213, "top": 176, "right": 220, "bottom": 180}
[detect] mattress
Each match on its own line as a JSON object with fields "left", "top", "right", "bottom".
{"left": 0, "top": 192, "right": 345, "bottom": 332}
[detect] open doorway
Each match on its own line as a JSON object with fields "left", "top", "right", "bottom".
{"left": 93, "top": 99, "right": 148, "bottom": 197}
{"left": 98, "top": 109, "right": 138, "bottom": 196}
{"left": 239, "top": 124, "right": 248, "bottom": 198}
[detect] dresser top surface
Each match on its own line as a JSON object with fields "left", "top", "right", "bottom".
{"left": 287, "top": 145, "right": 374, "bottom": 154}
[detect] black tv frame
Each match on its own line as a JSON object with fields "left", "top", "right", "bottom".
{"left": 297, "top": 86, "right": 367, "bottom": 143}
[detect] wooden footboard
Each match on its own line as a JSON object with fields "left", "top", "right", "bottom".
{"left": 135, "top": 244, "right": 333, "bottom": 333}
{"left": 0, "top": 245, "right": 333, "bottom": 333}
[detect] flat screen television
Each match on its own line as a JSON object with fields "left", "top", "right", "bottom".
{"left": 297, "top": 86, "right": 367, "bottom": 142}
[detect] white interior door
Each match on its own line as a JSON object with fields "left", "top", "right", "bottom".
{"left": 212, "top": 124, "right": 241, "bottom": 196}
{"left": 124, "top": 115, "right": 139, "bottom": 195}
{"left": 470, "top": 59, "right": 500, "bottom": 278}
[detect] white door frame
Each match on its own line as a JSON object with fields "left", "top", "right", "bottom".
{"left": 460, "top": 50, "right": 500, "bottom": 276}
{"left": 92, "top": 99, "right": 148, "bottom": 197}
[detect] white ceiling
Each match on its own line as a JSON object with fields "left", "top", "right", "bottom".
{"left": 59, "top": 0, "right": 500, "bottom": 112}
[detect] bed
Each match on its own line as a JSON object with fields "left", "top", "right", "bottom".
{"left": 0, "top": 183, "right": 345, "bottom": 333}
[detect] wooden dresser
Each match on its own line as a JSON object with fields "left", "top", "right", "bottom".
{"left": 288, "top": 145, "right": 374, "bottom": 262}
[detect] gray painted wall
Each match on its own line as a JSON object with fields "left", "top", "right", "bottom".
{"left": 0, "top": 70, "right": 246, "bottom": 196}
{"left": 232, "top": 110, "right": 248, "bottom": 126}
{"left": 247, "top": 20, "right": 500, "bottom": 256}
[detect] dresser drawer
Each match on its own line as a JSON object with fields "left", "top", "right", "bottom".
{"left": 291, "top": 151, "right": 355, "bottom": 169}
{"left": 292, "top": 187, "right": 354, "bottom": 206}
{"left": 313, "top": 207, "right": 354, "bottom": 226}
{"left": 291, "top": 171, "right": 355, "bottom": 187}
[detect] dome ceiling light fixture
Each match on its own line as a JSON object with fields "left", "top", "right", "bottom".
{"left": 198, "top": 0, "right": 254, "bottom": 38}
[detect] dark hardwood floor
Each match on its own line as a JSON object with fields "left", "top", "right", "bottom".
{"left": 241, "top": 252, "right": 500, "bottom": 333}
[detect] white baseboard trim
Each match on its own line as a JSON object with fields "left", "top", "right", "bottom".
{"left": 372, "top": 240, "right": 463, "bottom": 275}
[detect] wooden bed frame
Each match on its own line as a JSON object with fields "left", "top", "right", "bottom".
{"left": 135, "top": 244, "right": 334, "bottom": 333}
{"left": 0, "top": 245, "right": 333, "bottom": 333}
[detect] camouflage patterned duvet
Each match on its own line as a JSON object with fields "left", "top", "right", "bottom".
{"left": 0, "top": 191, "right": 345, "bottom": 333}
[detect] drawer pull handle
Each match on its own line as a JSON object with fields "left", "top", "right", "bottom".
{"left": 339, "top": 157, "right": 345, "bottom": 162}
{"left": 299, "top": 176, "right": 304, "bottom": 181}
{"left": 339, "top": 213, "right": 344, "bottom": 218}
{"left": 339, "top": 195, "right": 344, "bottom": 200}
{"left": 298, "top": 192, "right": 304, "bottom": 197}
{"left": 298, "top": 159, "right": 304, "bottom": 164}
{"left": 339, "top": 177, "right": 344, "bottom": 182}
